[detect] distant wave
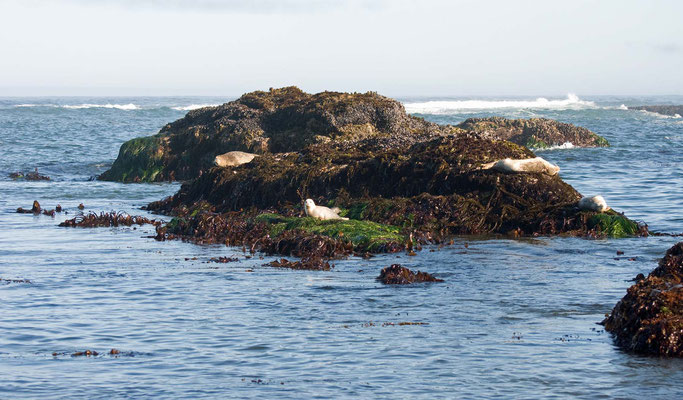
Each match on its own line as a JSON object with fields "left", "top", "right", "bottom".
{"left": 637, "top": 110, "right": 683, "bottom": 119}
{"left": 171, "top": 104, "right": 220, "bottom": 111}
{"left": 15, "top": 103, "right": 139, "bottom": 110}
{"left": 404, "top": 94, "right": 597, "bottom": 114}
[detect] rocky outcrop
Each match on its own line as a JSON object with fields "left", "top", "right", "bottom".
{"left": 455, "top": 117, "right": 609, "bottom": 149}
{"left": 377, "top": 264, "right": 443, "bottom": 284}
{"left": 99, "top": 87, "right": 608, "bottom": 182}
{"left": 100, "top": 87, "right": 450, "bottom": 182}
{"left": 630, "top": 105, "right": 683, "bottom": 118}
{"left": 603, "top": 242, "right": 683, "bottom": 356}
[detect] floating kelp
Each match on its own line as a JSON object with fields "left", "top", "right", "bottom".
{"left": 376, "top": 264, "right": 443, "bottom": 284}
{"left": 1, "top": 277, "right": 32, "bottom": 284}
{"left": 603, "top": 242, "right": 683, "bottom": 356}
{"left": 59, "top": 212, "right": 161, "bottom": 228}
{"left": 9, "top": 169, "right": 50, "bottom": 181}
{"left": 208, "top": 256, "right": 239, "bottom": 263}
{"left": 266, "top": 257, "right": 331, "bottom": 271}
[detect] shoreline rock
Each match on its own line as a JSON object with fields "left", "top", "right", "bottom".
{"left": 602, "top": 242, "right": 683, "bottom": 356}
{"left": 456, "top": 117, "right": 609, "bottom": 149}
{"left": 630, "top": 105, "right": 683, "bottom": 118}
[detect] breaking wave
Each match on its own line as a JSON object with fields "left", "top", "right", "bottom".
{"left": 404, "top": 94, "right": 597, "bottom": 114}
{"left": 171, "top": 104, "right": 220, "bottom": 111}
{"left": 15, "top": 103, "right": 139, "bottom": 110}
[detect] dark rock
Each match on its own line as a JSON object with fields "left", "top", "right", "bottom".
{"left": 377, "top": 264, "right": 443, "bottom": 284}
{"left": 456, "top": 117, "right": 609, "bottom": 148}
{"left": 603, "top": 242, "right": 683, "bottom": 356}
{"left": 630, "top": 105, "right": 683, "bottom": 117}
{"left": 208, "top": 256, "right": 239, "bottom": 263}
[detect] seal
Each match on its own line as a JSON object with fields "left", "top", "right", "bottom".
{"left": 304, "top": 199, "right": 349, "bottom": 220}
{"left": 578, "top": 195, "right": 610, "bottom": 212}
{"left": 481, "top": 157, "right": 560, "bottom": 176}
{"left": 214, "top": 151, "right": 257, "bottom": 167}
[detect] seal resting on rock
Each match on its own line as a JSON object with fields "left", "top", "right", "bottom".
{"left": 304, "top": 199, "right": 348, "bottom": 221}
{"left": 578, "top": 195, "right": 609, "bottom": 212}
{"left": 480, "top": 157, "right": 559, "bottom": 176}
{"left": 214, "top": 151, "right": 257, "bottom": 168}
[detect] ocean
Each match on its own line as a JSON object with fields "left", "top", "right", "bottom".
{"left": 1, "top": 94, "right": 682, "bottom": 399}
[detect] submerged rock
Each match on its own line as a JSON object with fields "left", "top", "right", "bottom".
{"left": 456, "top": 117, "right": 609, "bottom": 149}
{"left": 630, "top": 105, "right": 683, "bottom": 118}
{"left": 377, "top": 264, "right": 443, "bottom": 284}
{"left": 603, "top": 242, "right": 683, "bottom": 356}
{"left": 99, "top": 87, "right": 607, "bottom": 183}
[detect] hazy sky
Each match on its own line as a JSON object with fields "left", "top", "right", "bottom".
{"left": 1, "top": 0, "right": 681, "bottom": 96}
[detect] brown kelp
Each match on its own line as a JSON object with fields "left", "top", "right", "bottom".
{"left": 376, "top": 264, "right": 443, "bottom": 284}
{"left": 59, "top": 212, "right": 161, "bottom": 228}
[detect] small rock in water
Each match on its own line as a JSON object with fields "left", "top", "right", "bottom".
{"left": 376, "top": 264, "right": 443, "bottom": 284}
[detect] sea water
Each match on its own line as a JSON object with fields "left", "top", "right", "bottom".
{"left": 1, "top": 95, "right": 682, "bottom": 399}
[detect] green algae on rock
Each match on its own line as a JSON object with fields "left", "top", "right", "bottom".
{"left": 456, "top": 117, "right": 609, "bottom": 149}
{"left": 603, "top": 242, "right": 683, "bottom": 356}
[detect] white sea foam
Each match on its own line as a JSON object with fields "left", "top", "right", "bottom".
{"left": 542, "top": 142, "right": 575, "bottom": 150}
{"left": 171, "top": 104, "right": 220, "bottom": 111}
{"left": 619, "top": 104, "right": 628, "bottom": 110}
{"left": 638, "top": 110, "right": 683, "bottom": 119}
{"left": 62, "top": 103, "right": 139, "bottom": 110}
{"left": 403, "top": 94, "right": 597, "bottom": 114}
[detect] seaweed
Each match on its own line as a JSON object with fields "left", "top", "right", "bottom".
{"left": 603, "top": 242, "right": 683, "bottom": 356}
{"left": 376, "top": 264, "right": 443, "bottom": 284}
{"left": 59, "top": 212, "right": 161, "bottom": 228}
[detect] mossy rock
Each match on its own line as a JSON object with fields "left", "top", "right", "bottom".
{"left": 587, "top": 212, "right": 639, "bottom": 238}
{"left": 255, "top": 213, "right": 404, "bottom": 251}
{"left": 99, "top": 135, "right": 167, "bottom": 182}
{"left": 457, "top": 117, "right": 609, "bottom": 149}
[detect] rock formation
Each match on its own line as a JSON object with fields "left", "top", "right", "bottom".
{"left": 603, "top": 242, "right": 683, "bottom": 356}
{"left": 99, "top": 87, "right": 609, "bottom": 182}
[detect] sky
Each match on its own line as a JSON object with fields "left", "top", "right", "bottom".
{"left": 0, "top": 0, "right": 681, "bottom": 96}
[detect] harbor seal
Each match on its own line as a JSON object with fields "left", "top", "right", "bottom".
{"left": 480, "top": 157, "right": 560, "bottom": 176}
{"left": 304, "top": 199, "right": 349, "bottom": 221}
{"left": 214, "top": 151, "right": 257, "bottom": 167}
{"left": 578, "top": 195, "right": 610, "bottom": 212}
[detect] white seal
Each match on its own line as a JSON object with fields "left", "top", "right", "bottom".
{"left": 304, "top": 199, "right": 349, "bottom": 221}
{"left": 578, "top": 195, "right": 610, "bottom": 212}
{"left": 214, "top": 151, "right": 257, "bottom": 167}
{"left": 481, "top": 157, "right": 560, "bottom": 176}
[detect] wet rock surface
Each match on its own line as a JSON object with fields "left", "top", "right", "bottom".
{"left": 376, "top": 264, "right": 443, "bottom": 284}
{"left": 603, "top": 242, "right": 683, "bottom": 356}
{"left": 630, "top": 105, "right": 683, "bottom": 117}
{"left": 456, "top": 117, "right": 609, "bottom": 148}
